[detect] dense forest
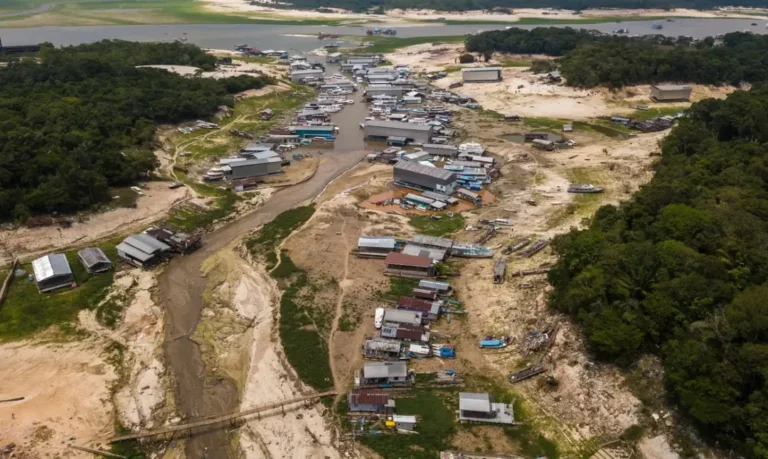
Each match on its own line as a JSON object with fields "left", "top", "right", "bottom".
{"left": 0, "top": 40, "right": 273, "bottom": 220}
{"left": 281, "top": 0, "right": 768, "bottom": 12}
{"left": 466, "top": 28, "right": 768, "bottom": 87}
{"left": 548, "top": 86, "right": 768, "bottom": 457}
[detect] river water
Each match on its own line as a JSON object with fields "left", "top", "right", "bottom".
{"left": 0, "top": 17, "right": 765, "bottom": 50}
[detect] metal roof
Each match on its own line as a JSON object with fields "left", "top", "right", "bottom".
{"left": 77, "top": 247, "right": 111, "bottom": 268}
{"left": 412, "top": 234, "right": 454, "bottom": 250}
{"left": 394, "top": 161, "right": 456, "bottom": 181}
{"left": 348, "top": 390, "right": 392, "bottom": 406}
{"left": 653, "top": 84, "right": 691, "bottom": 91}
{"left": 549, "top": 70, "right": 561, "bottom": 78}
{"left": 116, "top": 242, "right": 154, "bottom": 262}
{"left": 457, "top": 188, "right": 480, "bottom": 199}
{"left": 32, "top": 253, "right": 71, "bottom": 282}
{"left": 242, "top": 142, "right": 275, "bottom": 152}
{"left": 246, "top": 151, "right": 281, "bottom": 160}
{"left": 405, "top": 193, "right": 434, "bottom": 205}
{"left": 393, "top": 414, "right": 417, "bottom": 423}
{"left": 384, "top": 252, "right": 433, "bottom": 269}
{"left": 366, "top": 120, "right": 432, "bottom": 132}
{"left": 289, "top": 125, "right": 334, "bottom": 131}
{"left": 462, "top": 67, "right": 502, "bottom": 73}
{"left": 402, "top": 244, "right": 447, "bottom": 261}
{"left": 229, "top": 157, "right": 282, "bottom": 167}
{"left": 383, "top": 308, "right": 423, "bottom": 326}
{"left": 358, "top": 236, "right": 396, "bottom": 250}
{"left": 419, "top": 279, "right": 451, "bottom": 291}
{"left": 291, "top": 69, "right": 324, "bottom": 75}
{"left": 124, "top": 233, "right": 171, "bottom": 254}
{"left": 363, "top": 361, "right": 407, "bottom": 379}
{"left": 460, "top": 392, "right": 492, "bottom": 413}
{"left": 365, "top": 338, "right": 402, "bottom": 353}
{"left": 423, "top": 143, "right": 458, "bottom": 151}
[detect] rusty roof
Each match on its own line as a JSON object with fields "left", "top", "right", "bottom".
{"left": 397, "top": 296, "right": 433, "bottom": 312}
{"left": 348, "top": 390, "right": 393, "bottom": 406}
{"left": 384, "top": 252, "right": 433, "bottom": 268}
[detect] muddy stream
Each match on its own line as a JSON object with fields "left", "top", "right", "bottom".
{"left": 159, "top": 78, "right": 369, "bottom": 458}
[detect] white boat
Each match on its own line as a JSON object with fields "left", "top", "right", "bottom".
{"left": 321, "top": 105, "right": 343, "bottom": 113}
{"left": 374, "top": 308, "right": 384, "bottom": 329}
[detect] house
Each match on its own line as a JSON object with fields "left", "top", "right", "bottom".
{"left": 387, "top": 136, "right": 408, "bottom": 147}
{"left": 77, "top": 247, "right": 112, "bottom": 274}
{"left": 397, "top": 296, "right": 441, "bottom": 321}
{"left": 145, "top": 228, "right": 202, "bottom": 253}
{"left": 359, "top": 361, "right": 409, "bottom": 386}
{"left": 224, "top": 157, "right": 283, "bottom": 180}
{"left": 383, "top": 308, "right": 423, "bottom": 327}
{"left": 461, "top": 67, "right": 503, "bottom": 83}
{"left": 364, "top": 120, "right": 433, "bottom": 144}
{"left": 611, "top": 116, "right": 632, "bottom": 125}
{"left": 326, "top": 52, "right": 342, "bottom": 63}
{"left": 422, "top": 143, "right": 459, "bottom": 159}
{"left": 392, "top": 414, "right": 417, "bottom": 431}
{"left": 116, "top": 233, "right": 171, "bottom": 268}
{"left": 260, "top": 108, "right": 273, "bottom": 120}
{"left": 411, "top": 287, "right": 439, "bottom": 300}
{"left": 380, "top": 323, "right": 430, "bottom": 342}
{"left": 357, "top": 236, "right": 397, "bottom": 258}
{"left": 562, "top": 123, "right": 573, "bottom": 132}
{"left": 348, "top": 390, "right": 395, "bottom": 413}
{"left": 458, "top": 392, "right": 515, "bottom": 424}
{"left": 456, "top": 188, "right": 482, "bottom": 205}
{"left": 651, "top": 84, "right": 692, "bottom": 102}
{"left": 290, "top": 68, "right": 324, "bottom": 83}
{"left": 547, "top": 71, "right": 562, "bottom": 82}
{"left": 384, "top": 252, "right": 436, "bottom": 278}
{"left": 365, "top": 84, "right": 411, "bottom": 98}
{"left": 363, "top": 337, "right": 402, "bottom": 359}
{"left": 32, "top": 254, "right": 73, "bottom": 292}
{"left": 402, "top": 151, "right": 430, "bottom": 162}
{"left": 290, "top": 125, "right": 335, "bottom": 139}
{"left": 401, "top": 244, "right": 448, "bottom": 262}
{"left": 403, "top": 193, "right": 446, "bottom": 211}
{"left": 393, "top": 161, "right": 457, "bottom": 195}
{"left": 421, "top": 191, "right": 459, "bottom": 206}
{"left": 418, "top": 279, "right": 451, "bottom": 293}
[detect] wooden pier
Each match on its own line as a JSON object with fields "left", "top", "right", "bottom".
{"left": 110, "top": 391, "right": 336, "bottom": 443}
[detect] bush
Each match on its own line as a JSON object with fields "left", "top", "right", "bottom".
{"left": 459, "top": 53, "right": 475, "bottom": 64}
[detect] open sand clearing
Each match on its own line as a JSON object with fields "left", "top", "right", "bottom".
{"left": 0, "top": 340, "right": 117, "bottom": 457}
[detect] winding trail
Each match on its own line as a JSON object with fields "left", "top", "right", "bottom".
{"left": 328, "top": 218, "right": 351, "bottom": 398}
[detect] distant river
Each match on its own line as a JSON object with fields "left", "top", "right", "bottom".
{"left": 0, "top": 18, "right": 765, "bottom": 50}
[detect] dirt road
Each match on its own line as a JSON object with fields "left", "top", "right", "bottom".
{"left": 158, "top": 85, "right": 369, "bottom": 458}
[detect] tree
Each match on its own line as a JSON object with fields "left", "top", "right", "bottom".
{"left": 459, "top": 53, "right": 475, "bottom": 63}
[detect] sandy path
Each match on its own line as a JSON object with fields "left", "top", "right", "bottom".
{"left": 327, "top": 218, "right": 351, "bottom": 399}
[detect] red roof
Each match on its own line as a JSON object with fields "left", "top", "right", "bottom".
{"left": 397, "top": 296, "right": 433, "bottom": 312}
{"left": 412, "top": 288, "right": 438, "bottom": 300}
{"left": 385, "top": 252, "right": 433, "bottom": 268}
{"left": 396, "top": 327, "right": 425, "bottom": 341}
{"left": 348, "top": 390, "right": 392, "bottom": 405}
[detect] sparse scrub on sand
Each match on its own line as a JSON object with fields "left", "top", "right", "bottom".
{"left": 245, "top": 204, "right": 315, "bottom": 257}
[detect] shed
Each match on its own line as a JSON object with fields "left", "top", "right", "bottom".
{"left": 117, "top": 233, "right": 171, "bottom": 267}
{"left": 348, "top": 390, "right": 395, "bottom": 413}
{"left": 459, "top": 392, "right": 515, "bottom": 424}
{"left": 364, "top": 120, "right": 433, "bottom": 144}
{"left": 402, "top": 244, "right": 448, "bottom": 262}
{"left": 32, "top": 254, "right": 73, "bottom": 293}
{"left": 226, "top": 157, "right": 283, "bottom": 180}
{"left": 418, "top": 279, "right": 451, "bottom": 293}
{"left": 651, "top": 84, "right": 692, "bottom": 102}
{"left": 381, "top": 324, "right": 428, "bottom": 342}
{"left": 326, "top": 52, "right": 342, "bottom": 63}
{"left": 412, "top": 287, "right": 439, "bottom": 300}
{"left": 412, "top": 234, "right": 454, "bottom": 250}
{"left": 562, "top": 123, "right": 573, "bottom": 132}
{"left": 361, "top": 361, "right": 409, "bottom": 386}
{"left": 392, "top": 414, "right": 417, "bottom": 431}
{"left": 532, "top": 139, "right": 555, "bottom": 151}
{"left": 422, "top": 143, "right": 459, "bottom": 158}
{"left": 461, "top": 67, "right": 503, "bottom": 83}
{"left": 396, "top": 296, "right": 441, "bottom": 320}
{"left": 422, "top": 191, "right": 458, "bottom": 205}
{"left": 393, "top": 161, "right": 457, "bottom": 195}
{"left": 387, "top": 136, "right": 408, "bottom": 147}
{"left": 383, "top": 308, "right": 423, "bottom": 327}
{"left": 357, "top": 236, "right": 397, "bottom": 258}
{"left": 290, "top": 68, "right": 324, "bottom": 82}
{"left": 384, "top": 252, "right": 436, "bottom": 278}
{"left": 364, "top": 337, "right": 402, "bottom": 359}
{"left": 547, "top": 71, "right": 562, "bottom": 82}
{"left": 77, "top": 247, "right": 112, "bottom": 274}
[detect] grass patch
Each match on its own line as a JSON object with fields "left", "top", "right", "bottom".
{"left": 274, "top": 255, "right": 333, "bottom": 391}
{"left": 409, "top": 213, "right": 465, "bottom": 237}
{"left": 499, "top": 58, "right": 532, "bottom": 67}
{"left": 376, "top": 277, "right": 420, "bottom": 301}
{"left": 0, "top": 243, "right": 117, "bottom": 340}
{"left": 271, "top": 249, "right": 302, "bottom": 278}
{"left": 106, "top": 187, "right": 139, "bottom": 209}
{"left": 625, "top": 105, "right": 684, "bottom": 121}
{"left": 245, "top": 204, "right": 315, "bottom": 256}
{"left": 362, "top": 389, "right": 457, "bottom": 459}
{"left": 111, "top": 420, "right": 147, "bottom": 458}
{"left": 524, "top": 116, "right": 570, "bottom": 130}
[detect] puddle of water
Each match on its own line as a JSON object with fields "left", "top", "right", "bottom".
{"left": 503, "top": 131, "right": 563, "bottom": 143}
{"left": 574, "top": 122, "right": 630, "bottom": 139}
{"left": 502, "top": 134, "right": 524, "bottom": 143}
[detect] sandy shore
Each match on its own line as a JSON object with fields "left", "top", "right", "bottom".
{"left": 198, "top": 0, "right": 765, "bottom": 22}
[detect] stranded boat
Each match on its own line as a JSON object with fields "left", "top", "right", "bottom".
{"left": 568, "top": 183, "right": 605, "bottom": 194}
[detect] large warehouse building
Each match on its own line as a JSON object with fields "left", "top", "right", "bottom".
{"left": 364, "top": 120, "right": 433, "bottom": 144}
{"left": 650, "top": 84, "right": 692, "bottom": 101}
{"left": 394, "top": 160, "right": 457, "bottom": 194}
{"left": 461, "top": 67, "right": 503, "bottom": 83}
{"left": 225, "top": 157, "right": 282, "bottom": 180}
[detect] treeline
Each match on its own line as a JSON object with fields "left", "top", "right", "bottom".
{"left": 548, "top": 86, "right": 768, "bottom": 457}
{"left": 0, "top": 40, "right": 273, "bottom": 220}
{"left": 466, "top": 28, "right": 768, "bottom": 86}
{"left": 283, "top": 0, "right": 768, "bottom": 12}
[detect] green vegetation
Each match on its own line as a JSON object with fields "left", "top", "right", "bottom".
{"left": 167, "top": 172, "right": 239, "bottom": 232}
{"left": 376, "top": 277, "right": 420, "bottom": 301}
{"left": 0, "top": 243, "right": 117, "bottom": 340}
{"left": 627, "top": 106, "right": 685, "bottom": 121}
{"left": 0, "top": 40, "right": 273, "bottom": 221}
{"left": 362, "top": 389, "right": 456, "bottom": 458}
{"left": 245, "top": 204, "right": 316, "bottom": 257}
{"left": 409, "top": 214, "right": 465, "bottom": 237}
{"left": 548, "top": 86, "right": 768, "bottom": 457}
{"left": 467, "top": 28, "right": 768, "bottom": 87}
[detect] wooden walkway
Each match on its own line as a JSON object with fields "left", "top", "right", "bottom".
{"left": 110, "top": 391, "right": 336, "bottom": 443}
